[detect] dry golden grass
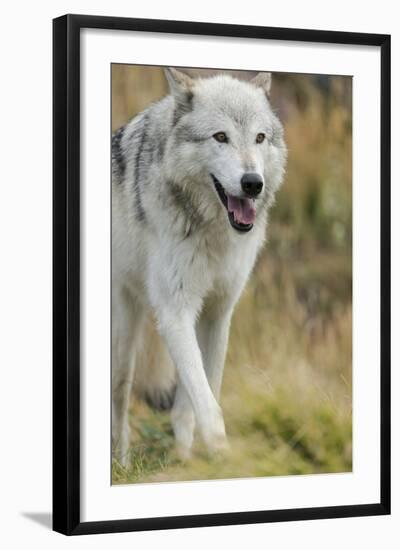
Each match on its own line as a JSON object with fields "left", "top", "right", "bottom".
{"left": 111, "top": 66, "right": 352, "bottom": 484}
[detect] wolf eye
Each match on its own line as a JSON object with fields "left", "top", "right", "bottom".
{"left": 256, "top": 133, "right": 266, "bottom": 144}
{"left": 213, "top": 132, "right": 228, "bottom": 143}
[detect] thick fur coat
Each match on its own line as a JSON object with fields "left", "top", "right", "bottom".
{"left": 112, "top": 68, "right": 287, "bottom": 465}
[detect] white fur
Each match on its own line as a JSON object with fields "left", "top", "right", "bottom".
{"left": 112, "top": 69, "right": 287, "bottom": 465}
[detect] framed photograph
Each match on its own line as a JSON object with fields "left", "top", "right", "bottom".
{"left": 53, "top": 14, "right": 391, "bottom": 535}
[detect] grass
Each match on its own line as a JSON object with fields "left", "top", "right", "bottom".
{"left": 111, "top": 67, "right": 352, "bottom": 485}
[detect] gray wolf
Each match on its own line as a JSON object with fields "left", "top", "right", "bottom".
{"left": 112, "top": 68, "right": 287, "bottom": 466}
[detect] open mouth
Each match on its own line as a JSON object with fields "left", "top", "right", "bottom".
{"left": 211, "top": 174, "right": 256, "bottom": 233}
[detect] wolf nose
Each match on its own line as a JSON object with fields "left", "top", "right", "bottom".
{"left": 241, "top": 173, "right": 263, "bottom": 197}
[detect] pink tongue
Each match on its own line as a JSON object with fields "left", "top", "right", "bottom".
{"left": 227, "top": 195, "right": 256, "bottom": 225}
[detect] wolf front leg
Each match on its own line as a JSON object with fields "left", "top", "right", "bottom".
{"left": 157, "top": 311, "right": 228, "bottom": 458}
{"left": 170, "top": 383, "right": 195, "bottom": 460}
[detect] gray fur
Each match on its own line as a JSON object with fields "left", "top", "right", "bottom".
{"left": 133, "top": 114, "right": 149, "bottom": 222}
{"left": 111, "top": 125, "right": 126, "bottom": 182}
{"left": 174, "top": 122, "right": 208, "bottom": 144}
{"left": 168, "top": 181, "right": 205, "bottom": 237}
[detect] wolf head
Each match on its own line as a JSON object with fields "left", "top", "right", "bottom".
{"left": 164, "top": 68, "right": 287, "bottom": 233}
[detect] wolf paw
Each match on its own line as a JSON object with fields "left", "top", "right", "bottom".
{"left": 205, "top": 432, "right": 231, "bottom": 458}
{"left": 171, "top": 402, "right": 195, "bottom": 461}
{"left": 112, "top": 447, "right": 131, "bottom": 469}
{"left": 175, "top": 442, "right": 193, "bottom": 462}
{"left": 202, "top": 411, "right": 230, "bottom": 457}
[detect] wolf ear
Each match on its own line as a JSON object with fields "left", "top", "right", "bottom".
{"left": 165, "top": 67, "right": 194, "bottom": 124}
{"left": 165, "top": 67, "right": 194, "bottom": 102}
{"left": 251, "top": 72, "right": 272, "bottom": 97}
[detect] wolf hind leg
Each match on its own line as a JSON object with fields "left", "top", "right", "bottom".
{"left": 134, "top": 319, "right": 177, "bottom": 411}
{"left": 196, "top": 306, "right": 233, "bottom": 401}
{"left": 112, "top": 287, "right": 145, "bottom": 468}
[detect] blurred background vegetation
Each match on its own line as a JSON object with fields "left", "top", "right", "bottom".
{"left": 111, "top": 65, "right": 352, "bottom": 484}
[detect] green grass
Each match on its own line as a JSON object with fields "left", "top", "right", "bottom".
{"left": 113, "top": 246, "right": 352, "bottom": 485}
{"left": 111, "top": 68, "right": 352, "bottom": 485}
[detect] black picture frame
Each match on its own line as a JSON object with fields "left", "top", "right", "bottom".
{"left": 53, "top": 14, "right": 391, "bottom": 535}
